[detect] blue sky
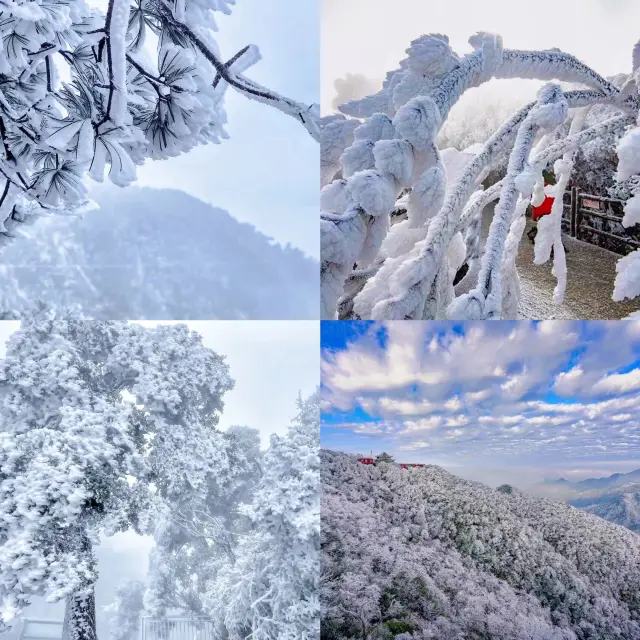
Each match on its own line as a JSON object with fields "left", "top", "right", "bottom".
{"left": 93, "top": 0, "right": 319, "bottom": 258}
{"left": 321, "top": 321, "right": 640, "bottom": 484}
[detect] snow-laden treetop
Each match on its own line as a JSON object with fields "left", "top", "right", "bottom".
{"left": 320, "top": 32, "right": 640, "bottom": 320}
{"left": 0, "top": 0, "right": 319, "bottom": 240}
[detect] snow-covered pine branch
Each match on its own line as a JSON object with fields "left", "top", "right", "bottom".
{"left": 320, "top": 32, "right": 640, "bottom": 319}
{"left": 0, "top": 0, "right": 319, "bottom": 248}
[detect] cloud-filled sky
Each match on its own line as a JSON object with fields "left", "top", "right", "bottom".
{"left": 89, "top": 0, "right": 318, "bottom": 257}
{"left": 321, "top": 320, "right": 640, "bottom": 485}
{"left": 321, "top": 0, "right": 640, "bottom": 113}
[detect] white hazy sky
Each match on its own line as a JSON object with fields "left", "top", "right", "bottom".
{"left": 0, "top": 320, "right": 319, "bottom": 445}
{"left": 322, "top": 0, "right": 640, "bottom": 113}
{"left": 88, "top": 0, "right": 319, "bottom": 258}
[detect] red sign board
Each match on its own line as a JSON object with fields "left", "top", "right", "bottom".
{"left": 582, "top": 198, "right": 600, "bottom": 210}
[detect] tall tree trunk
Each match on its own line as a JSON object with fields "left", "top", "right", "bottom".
{"left": 65, "top": 589, "right": 98, "bottom": 640}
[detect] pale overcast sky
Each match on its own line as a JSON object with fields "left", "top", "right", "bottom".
{"left": 322, "top": 0, "right": 640, "bottom": 113}
{"left": 88, "top": 0, "right": 319, "bottom": 257}
{"left": 0, "top": 320, "right": 319, "bottom": 446}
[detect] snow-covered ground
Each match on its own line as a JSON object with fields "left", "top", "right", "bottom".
{"left": 457, "top": 203, "right": 639, "bottom": 319}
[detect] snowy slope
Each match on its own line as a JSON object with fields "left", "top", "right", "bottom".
{"left": 322, "top": 450, "right": 640, "bottom": 639}
{"left": 0, "top": 188, "right": 318, "bottom": 320}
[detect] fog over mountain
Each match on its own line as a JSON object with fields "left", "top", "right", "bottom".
{"left": 0, "top": 188, "right": 318, "bottom": 320}
{"left": 546, "top": 468, "right": 640, "bottom": 492}
{"left": 539, "top": 469, "right": 640, "bottom": 533}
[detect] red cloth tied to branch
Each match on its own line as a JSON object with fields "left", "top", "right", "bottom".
{"left": 531, "top": 187, "right": 555, "bottom": 222}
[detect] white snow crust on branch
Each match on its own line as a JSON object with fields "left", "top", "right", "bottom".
{"left": 0, "top": 0, "right": 319, "bottom": 249}
{"left": 320, "top": 31, "right": 640, "bottom": 319}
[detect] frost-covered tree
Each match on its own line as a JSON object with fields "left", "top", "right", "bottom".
{"left": 143, "top": 423, "right": 262, "bottom": 618}
{"left": 105, "top": 581, "right": 145, "bottom": 640}
{"left": 0, "top": 0, "right": 319, "bottom": 247}
{"left": 320, "top": 32, "right": 640, "bottom": 319}
{"left": 0, "top": 310, "right": 233, "bottom": 640}
{"left": 209, "top": 393, "right": 320, "bottom": 640}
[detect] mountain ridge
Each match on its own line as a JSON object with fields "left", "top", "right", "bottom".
{"left": 0, "top": 186, "right": 318, "bottom": 320}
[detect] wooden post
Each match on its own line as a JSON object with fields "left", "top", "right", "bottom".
{"left": 570, "top": 186, "right": 579, "bottom": 238}
{"left": 575, "top": 189, "right": 582, "bottom": 240}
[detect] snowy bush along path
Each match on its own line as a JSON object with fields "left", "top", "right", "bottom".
{"left": 0, "top": 0, "right": 319, "bottom": 247}
{"left": 0, "top": 311, "right": 320, "bottom": 640}
{"left": 320, "top": 32, "right": 640, "bottom": 319}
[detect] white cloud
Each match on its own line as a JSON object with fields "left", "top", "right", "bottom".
{"left": 397, "top": 441, "right": 431, "bottom": 451}
{"left": 321, "top": 322, "right": 640, "bottom": 466}
{"left": 378, "top": 397, "right": 434, "bottom": 415}
{"left": 554, "top": 366, "right": 585, "bottom": 395}
{"left": 445, "top": 415, "right": 470, "bottom": 428}
{"left": 592, "top": 368, "right": 640, "bottom": 395}
{"left": 402, "top": 417, "right": 442, "bottom": 432}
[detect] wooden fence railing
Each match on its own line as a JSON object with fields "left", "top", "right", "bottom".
{"left": 561, "top": 187, "right": 640, "bottom": 255}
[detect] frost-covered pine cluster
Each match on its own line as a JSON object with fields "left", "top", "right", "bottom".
{"left": 0, "top": 0, "right": 319, "bottom": 246}
{"left": 322, "top": 451, "right": 640, "bottom": 639}
{"left": 320, "top": 32, "right": 640, "bottom": 319}
{"left": 134, "top": 392, "right": 319, "bottom": 640}
{"left": 0, "top": 311, "right": 319, "bottom": 640}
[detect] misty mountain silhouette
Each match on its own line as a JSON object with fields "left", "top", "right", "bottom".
{"left": 0, "top": 187, "right": 318, "bottom": 320}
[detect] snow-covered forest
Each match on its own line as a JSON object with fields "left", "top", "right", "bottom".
{"left": 320, "top": 32, "right": 640, "bottom": 320}
{"left": 0, "top": 312, "right": 320, "bottom": 640}
{"left": 321, "top": 450, "right": 640, "bottom": 639}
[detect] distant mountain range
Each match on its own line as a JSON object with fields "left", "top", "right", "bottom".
{"left": 543, "top": 469, "right": 640, "bottom": 532}
{"left": 0, "top": 187, "right": 318, "bottom": 319}
{"left": 546, "top": 468, "right": 640, "bottom": 491}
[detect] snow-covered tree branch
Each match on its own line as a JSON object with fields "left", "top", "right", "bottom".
{"left": 320, "top": 32, "right": 640, "bottom": 319}
{"left": 0, "top": 0, "right": 319, "bottom": 248}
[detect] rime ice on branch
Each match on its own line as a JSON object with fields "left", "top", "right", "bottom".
{"left": 320, "top": 32, "right": 640, "bottom": 319}
{"left": 0, "top": 0, "right": 319, "bottom": 247}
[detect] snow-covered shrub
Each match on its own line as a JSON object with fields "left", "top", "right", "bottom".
{"left": 320, "top": 32, "right": 640, "bottom": 319}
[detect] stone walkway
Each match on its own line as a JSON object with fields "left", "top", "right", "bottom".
{"left": 457, "top": 205, "right": 640, "bottom": 319}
